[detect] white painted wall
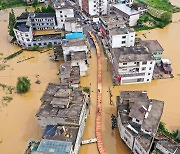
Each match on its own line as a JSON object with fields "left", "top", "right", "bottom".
{"left": 129, "top": 14, "right": 140, "bottom": 26}
{"left": 110, "top": 31, "right": 135, "bottom": 48}
{"left": 56, "top": 8, "right": 74, "bottom": 29}
{"left": 133, "top": 138, "right": 149, "bottom": 154}
{"left": 71, "top": 60, "right": 88, "bottom": 76}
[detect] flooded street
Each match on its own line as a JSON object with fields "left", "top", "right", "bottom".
{"left": 0, "top": 0, "right": 180, "bottom": 153}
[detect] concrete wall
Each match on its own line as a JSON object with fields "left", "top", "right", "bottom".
{"left": 156, "top": 143, "right": 175, "bottom": 154}
{"left": 117, "top": 112, "right": 134, "bottom": 149}
{"left": 129, "top": 14, "right": 140, "bottom": 26}
{"left": 32, "top": 39, "right": 61, "bottom": 47}
{"left": 56, "top": 8, "right": 74, "bottom": 29}
{"left": 110, "top": 31, "right": 135, "bottom": 48}
{"left": 14, "top": 27, "right": 33, "bottom": 47}
{"left": 133, "top": 138, "right": 149, "bottom": 154}
{"left": 71, "top": 60, "right": 88, "bottom": 76}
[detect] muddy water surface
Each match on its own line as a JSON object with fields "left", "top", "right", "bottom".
{"left": 0, "top": 1, "right": 180, "bottom": 153}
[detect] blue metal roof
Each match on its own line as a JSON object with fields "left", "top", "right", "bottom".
{"left": 65, "top": 32, "right": 84, "bottom": 39}
{"left": 43, "top": 125, "right": 57, "bottom": 136}
{"left": 36, "top": 139, "right": 72, "bottom": 154}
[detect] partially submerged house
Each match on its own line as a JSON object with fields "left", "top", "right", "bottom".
{"left": 110, "top": 46, "right": 155, "bottom": 85}
{"left": 117, "top": 91, "right": 164, "bottom": 154}
{"left": 60, "top": 62, "right": 80, "bottom": 87}
{"left": 53, "top": 45, "right": 64, "bottom": 61}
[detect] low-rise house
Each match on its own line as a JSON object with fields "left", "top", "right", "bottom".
{"left": 69, "top": 51, "right": 88, "bottom": 76}
{"left": 117, "top": 91, "right": 164, "bottom": 154}
{"left": 142, "top": 40, "right": 164, "bottom": 63}
{"left": 154, "top": 133, "right": 180, "bottom": 154}
{"left": 65, "top": 18, "right": 83, "bottom": 33}
{"left": 54, "top": 2, "right": 74, "bottom": 29}
{"left": 60, "top": 62, "right": 80, "bottom": 87}
{"left": 112, "top": 4, "right": 140, "bottom": 26}
{"left": 62, "top": 38, "right": 88, "bottom": 61}
{"left": 110, "top": 46, "right": 155, "bottom": 85}
{"left": 36, "top": 83, "right": 90, "bottom": 129}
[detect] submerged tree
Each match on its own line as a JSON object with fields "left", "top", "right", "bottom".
{"left": 16, "top": 77, "right": 31, "bottom": 94}
{"left": 8, "top": 9, "right": 16, "bottom": 37}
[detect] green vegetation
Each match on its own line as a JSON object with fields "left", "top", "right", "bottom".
{"left": 83, "top": 87, "right": 90, "bottom": 94}
{"left": 8, "top": 9, "right": 16, "bottom": 37}
{"left": 158, "top": 122, "right": 180, "bottom": 143}
{"left": 47, "top": 43, "right": 53, "bottom": 48}
{"left": 0, "top": 0, "right": 27, "bottom": 10}
{"left": 136, "top": 0, "right": 180, "bottom": 13}
{"left": 0, "top": 83, "right": 15, "bottom": 94}
{"left": 4, "top": 49, "right": 23, "bottom": 60}
{"left": 1, "top": 96, "right": 13, "bottom": 106}
{"left": 34, "top": 5, "right": 55, "bottom": 13}
{"left": 16, "top": 77, "right": 31, "bottom": 94}
{"left": 32, "top": 45, "right": 39, "bottom": 51}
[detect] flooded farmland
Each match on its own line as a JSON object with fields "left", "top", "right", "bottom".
{"left": 0, "top": 0, "right": 180, "bottom": 153}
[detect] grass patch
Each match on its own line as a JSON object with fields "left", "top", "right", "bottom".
{"left": 1, "top": 96, "right": 13, "bottom": 106}
{"left": 0, "top": 83, "right": 15, "bottom": 94}
{"left": 0, "top": 0, "right": 27, "bottom": 10}
{"left": 83, "top": 87, "right": 90, "bottom": 94}
{"left": 4, "top": 49, "right": 23, "bottom": 60}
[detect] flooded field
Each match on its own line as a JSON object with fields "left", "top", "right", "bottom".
{"left": 0, "top": 0, "right": 180, "bottom": 153}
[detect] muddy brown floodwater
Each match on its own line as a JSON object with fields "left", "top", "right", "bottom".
{"left": 0, "top": 0, "right": 180, "bottom": 153}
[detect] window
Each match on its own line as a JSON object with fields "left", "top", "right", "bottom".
{"left": 136, "top": 119, "right": 139, "bottom": 122}
{"left": 122, "top": 36, "right": 126, "bottom": 39}
{"left": 134, "top": 62, "right": 136, "bottom": 64}
{"left": 61, "top": 20, "right": 63, "bottom": 22}
{"left": 123, "top": 62, "right": 127, "bottom": 65}
{"left": 147, "top": 79, "right": 149, "bottom": 81}
{"left": 148, "top": 73, "right": 151, "bottom": 75}
{"left": 94, "top": 5, "right": 96, "bottom": 7}
{"left": 60, "top": 15, "right": 63, "bottom": 17}
{"left": 65, "top": 15, "right": 67, "bottom": 17}
{"left": 142, "top": 61, "right": 147, "bottom": 65}
{"left": 60, "top": 11, "right": 62, "bottom": 13}
{"left": 38, "top": 43, "right": 41, "bottom": 46}
{"left": 149, "top": 67, "right": 152, "bottom": 70}
{"left": 122, "top": 41, "right": 126, "bottom": 44}
{"left": 150, "top": 61, "right": 153, "bottom": 64}
{"left": 142, "top": 67, "right": 146, "bottom": 71}
{"left": 27, "top": 39, "right": 30, "bottom": 41}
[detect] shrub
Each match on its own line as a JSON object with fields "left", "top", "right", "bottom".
{"left": 16, "top": 77, "right": 31, "bottom": 94}
{"left": 83, "top": 87, "right": 90, "bottom": 94}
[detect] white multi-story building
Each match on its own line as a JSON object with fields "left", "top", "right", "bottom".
{"left": 117, "top": 91, "right": 164, "bottom": 154}
{"left": 80, "top": 0, "right": 108, "bottom": 16}
{"left": 99, "top": 15, "right": 135, "bottom": 48}
{"left": 54, "top": 2, "right": 74, "bottom": 29}
{"left": 112, "top": 4, "right": 140, "bottom": 26}
{"left": 110, "top": 46, "right": 155, "bottom": 85}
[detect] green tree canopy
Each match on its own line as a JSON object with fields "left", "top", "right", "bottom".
{"left": 160, "top": 12, "right": 172, "bottom": 24}
{"left": 8, "top": 9, "right": 16, "bottom": 37}
{"left": 16, "top": 77, "right": 31, "bottom": 94}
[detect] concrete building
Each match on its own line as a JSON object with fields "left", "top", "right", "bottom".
{"left": 132, "top": 2, "right": 147, "bottom": 15}
{"left": 14, "top": 12, "right": 61, "bottom": 48}
{"left": 54, "top": 2, "right": 74, "bottom": 29}
{"left": 65, "top": 18, "right": 83, "bottom": 33}
{"left": 35, "top": 83, "right": 90, "bottom": 153}
{"left": 112, "top": 4, "right": 140, "bottom": 26}
{"left": 154, "top": 133, "right": 180, "bottom": 154}
{"left": 60, "top": 62, "right": 80, "bottom": 87}
{"left": 62, "top": 38, "right": 88, "bottom": 61}
{"left": 36, "top": 83, "right": 90, "bottom": 129}
{"left": 142, "top": 40, "right": 164, "bottom": 63}
{"left": 99, "top": 15, "right": 135, "bottom": 48}
{"left": 53, "top": 45, "right": 64, "bottom": 61}
{"left": 117, "top": 91, "right": 164, "bottom": 154}
{"left": 110, "top": 46, "right": 155, "bottom": 85}
{"left": 81, "top": 0, "right": 108, "bottom": 16}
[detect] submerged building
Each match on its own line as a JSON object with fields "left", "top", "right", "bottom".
{"left": 117, "top": 91, "right": 164, "bottom": 154}
{"left": 110, "top": 46, "right": 155, "bottom": 85}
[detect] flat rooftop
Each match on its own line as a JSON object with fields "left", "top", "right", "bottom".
{"left": 43, "top": 125, "right": 79, "bottom": 144}
{"left": 71, "top": 51, "right": 86, "bottom": 61}
{"left": 65, "top": 17, "right": 76, "bottom": 22}
{"left": 16, "top": 12, "right": 29, "bottom": 20}
{"left": 62, "top": 38, "right": 86, "bottom": 47}
{"left": 109, "top": 27, "right": 134, "bottom": 35}
{"left": 36, "top": 83, "right": 85, "bottom": 119}
{"left": 33, "top": 34, "right": 61, "bottom": 41}
{"left": 111, "top": 46, "right": 154, "bottom": 63}
{"left": 14, "top": 22, "right": 30, "bottom": 32}
{"left": 36, "top": 139, "right": 72, "bottom": 154}
{"left": 60, "top": 62, "right": 80, "bottom": 84}
{"left": 117, "top": 91, "right": 164, "bottom": 151}
{"left": 113, "top": 4, "right": 140, "bottom": 16}
{"left": 34, "top": 13, "right": 55, "bottom": 18}
{"left": 142, "top": 40, "right": 164, "bottom": 52}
